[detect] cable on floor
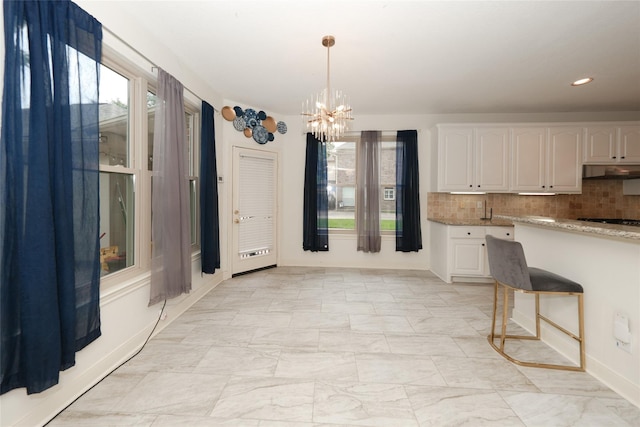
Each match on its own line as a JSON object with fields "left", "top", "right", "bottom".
{"left": 45, "top": 298, "right": 168, "bottom": 425}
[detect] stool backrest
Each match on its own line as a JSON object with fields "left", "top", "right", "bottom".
{"left": 485, "top": 235, "right": 533, "bottom": 291}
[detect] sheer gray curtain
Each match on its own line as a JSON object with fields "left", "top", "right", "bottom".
{"left": 149, "top": 68, "right": 192, "bottom": 306}
{"left": 357, "top": 131, "right": 381, "bottom": 253}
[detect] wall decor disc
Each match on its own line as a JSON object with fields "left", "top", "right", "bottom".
{"left": 243, "top": 128, "right": 253, "bottom": 138}
{"left": 277, "top": 121, "right": 288, "bottom": 134}
{"left": 221, "top": 106, "right": 236, "bottom": 121}
{"left": 233, "top": 117, "right": 246, "bottom": 131}
{"left": 233, "top": 106, "right": 244, "bottom": 117}
{"left": 262, "top": 116, "right": 277, "bottom": 133}
{"left": 253, "top": 125, "right": 269, "bottom": 144}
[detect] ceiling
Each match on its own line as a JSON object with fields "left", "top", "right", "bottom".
{"left": 105, "top": 1, "right": 639, "bottom": 116}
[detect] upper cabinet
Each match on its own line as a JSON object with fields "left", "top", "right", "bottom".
{"left": 438, "top": 126, "right": 510, "bottom": 192}
{"left": 511, "top": 126, "right": 582, "bottom": 193}
{"left": 584, "top": 124, "right": 640, "bottom": 164}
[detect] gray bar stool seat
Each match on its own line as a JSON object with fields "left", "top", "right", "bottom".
{"left": 485, "top": 235, "right": 585, "bottom": 371}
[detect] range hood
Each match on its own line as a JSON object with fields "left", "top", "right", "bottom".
{"left": 582, "top": 165, "right": 640, "bottom": 180}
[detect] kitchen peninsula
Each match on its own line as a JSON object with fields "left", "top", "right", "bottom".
{"left": 496, "top": 215, "right": 640, "bottom": 407}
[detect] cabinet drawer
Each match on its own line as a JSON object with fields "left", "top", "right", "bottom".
{"left": 486, "top": 227, "right": 514, "bottom": 240}
{"left": 450, "top": 227, "right": 485, "bottom": 239}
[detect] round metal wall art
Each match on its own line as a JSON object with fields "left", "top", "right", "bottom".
{"left": 221, "top": 105, "right": 286, "bottom": 144}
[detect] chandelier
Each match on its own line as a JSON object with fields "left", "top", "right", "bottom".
{"left": 302, "top": 35, "right": 353, "bottom": 142}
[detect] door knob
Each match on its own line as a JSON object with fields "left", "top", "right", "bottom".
{"left": 234, "top": 219, "right": 239, "bottom": 224}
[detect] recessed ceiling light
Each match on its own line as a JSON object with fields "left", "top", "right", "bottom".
{"left": 571, "top": 77, "right": 594, "bottom": 86}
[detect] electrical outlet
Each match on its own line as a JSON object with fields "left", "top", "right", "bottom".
{"left": 616, "top": 339, "right": 632, "bottom": 353}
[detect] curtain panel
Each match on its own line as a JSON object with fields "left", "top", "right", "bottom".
{"left": 1, "top": 0, "right": 102, "bottom": 394}
{"left": 149, "top": 68, "right": 192, "bottom": 305}
{"left": 396, "top": 130, "right": 423, "bottom": 252}
{"left": 200, "top": 101, "right": 220, "bottom": 273}
{"left": 357, "top": 131, "right": 381, "bottom": 253}
{"left": 302, "top": 133, "right": 329, "bottom": 251}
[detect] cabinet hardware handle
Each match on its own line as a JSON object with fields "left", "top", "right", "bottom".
{"left": 469, "top": 184, "right": 473, "bottom": 188}
{"left": 467, "top": 232, "right": 471, "bottom": 235}
{"left": 482, "top": 243, "right": 485, "bottom": 246}
{"left": 506, "top": 233, "right": 510, "bottom": 236}
{"left": 621, "top": 156, "right": 625, "bottom": 159}
{"left": 613, "top": 156, "right": 617, "bottom": 159}
{"left": 542, "top": 185, "right": 545, "bottom": 188}
{"left": 477, "top": 185, "right": 481, "bottom": 188}
{"left": 550, "top": 185, "right": 554, "bottom": 188}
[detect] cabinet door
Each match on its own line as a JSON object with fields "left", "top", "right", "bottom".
{"left": 584, "top": 126, "right": 616, "bottom": 163}
{"left": 476, "top": 128, "right": 510, "bottom": 192}
{"left": 548, "top": 127, "right": 582, "bottom": 193}
{"left": 451, "top": 239, "right": 485, "bottom": 276}
{"left": 619, "top": 126, "right": 640, "bottom": 163}
{"left": 511, "top": 128, "right": 546, "bottom": 192}
{"left": 438, "top": 127, "right": 474, "bottom": 191}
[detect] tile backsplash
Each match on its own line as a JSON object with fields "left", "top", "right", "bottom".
{"left": 427, "top": 180, "right": 640, "bottom": 220}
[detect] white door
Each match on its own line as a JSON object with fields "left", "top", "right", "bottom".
{"left": 232, "top": 147, "right": 278, "bottom": 275}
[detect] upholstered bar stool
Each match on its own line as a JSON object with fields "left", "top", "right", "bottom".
{"left": 485, "top": 235, "right": 585, "bottom": 371}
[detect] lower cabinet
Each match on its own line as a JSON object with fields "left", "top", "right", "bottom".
{"left": 430, "top": 222, "right": 514, "bottom": 283}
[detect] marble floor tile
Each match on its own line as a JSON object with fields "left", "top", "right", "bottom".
{"left": 209, "top": 376, "right": 314, "bottom": 422}
{"left": 432, "top": 356, "right": 539, "bottom": 392}
{"left": 356, "top": 353, "right": 446, "bottom": 386}
{"left": 501, "top": 391, "right": 630, "bottom": 426}
{"left": 194, "top": 346, "right": 280, "bottom": 377}
{"left": 250, "top": 327, "right": 320, "bottom": 350}
{"left": 51, "top": 267, "right": 638, "bottom": 427}
{"left": 230, "top": 312, "right": 292, "bottom": 328}
{"left": 48, "top": 411, "right": 158, "bottom": 426}
{"left": 290, "top": 311, "right": 350, "bottom": 329}
{"left": 385, "top": 333, "right": 466, "bottom": 357}
{"left": 406, "top": 385, "right": 524, "bottom": 427}
{"left": 274, "top": 350, "right": 358, "bottom": 381}
{"left": 322, "top": 301, "right": 376, "bottom": 315}
{"left": 349, "top": 314, "right": 415, "bottom": 333}
{"left": 407, "top": 316, "right": 480, "bottom": 336}
{"left": 313, "top": 381, "right": 418, "bottom": 427}
{"left": 114, "top": 372, "right": 228, "bottom": 416}
{"left": 318, "top": 331, "right": 390, "bottom": 353}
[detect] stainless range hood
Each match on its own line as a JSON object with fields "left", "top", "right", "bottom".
{"left": 582, "top": 164, "right": 640, "bottom": 180}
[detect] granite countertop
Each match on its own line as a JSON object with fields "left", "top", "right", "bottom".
{"left": 495, "top": 215, "right": 640, "bottom": 241}
{"left": 427, "top": 217, "right": 514, "bottom": 227}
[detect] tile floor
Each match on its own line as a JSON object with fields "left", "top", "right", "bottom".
{"left": 50, "top": 267, "right": 640, "bottom": 426}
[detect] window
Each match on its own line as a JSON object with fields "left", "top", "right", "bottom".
{"left": 326, "top": 134, "right": 396, "bottom": 232}
{"left": 98, "top": 64, "right": 134, "bottom": 276}
{"left": 384, "top": 187, "right": 396, "bottom": 201}
{"left": 98, "top": 57, "right": 200, "bottom": 285}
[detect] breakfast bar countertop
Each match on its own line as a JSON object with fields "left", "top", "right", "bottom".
{"left": 427, "top": 217, "right": 514, "bottom": 227}
{"left": 495, "top": 215, "right": 640, "bottom": 241}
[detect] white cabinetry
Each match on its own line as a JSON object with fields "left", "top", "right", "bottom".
{"left": 430, "top": 221, "right": 514, "bottom": 283}
{"left": 438, "top": 126, "right": 509, "bottom": 192}
{"left": 584, "top": 124, "right": 640, "bottom": 164}
{"left": 511, "top": 126, "right": 582, "bottom": 193}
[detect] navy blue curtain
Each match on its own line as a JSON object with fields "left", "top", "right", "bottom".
{"left": 200, "top": 101, "right": 220, "bottom": 273}
{"left": 1, "top": 0, "right": 102, "bottom": 394}
{"left": 303, "top": 133, "right": 329, "bottom": 251}
{"left": 396, "top": 130, "right": 423, "bottom": 252}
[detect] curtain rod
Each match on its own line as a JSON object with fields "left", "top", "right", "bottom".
{"left": 101, "top": 24, "right": 218, "bottom": 112}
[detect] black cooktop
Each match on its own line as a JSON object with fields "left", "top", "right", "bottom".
{"left": 577, "top": 218, "right": 640, "bottom": 227}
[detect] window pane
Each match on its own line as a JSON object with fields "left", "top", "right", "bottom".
{"left": 327, "top": 140, "right": 356, "bottom": 230}
{"left": 189, "top": 179, "right": 197, "bottom": 246}
{"left": 380, "top": 139, "right": 397, "bottom": 231}
{"left": 99, "top": 65, "right": 129, "bottom": 167}
{"left": 147, "top": 91, "right": 157, "bottom": 170}
{"left": 99, "top": 172, "right": 134, "bottom": 275}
